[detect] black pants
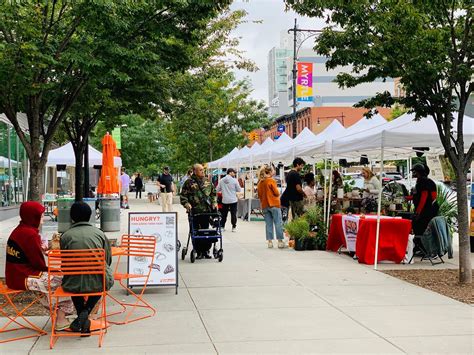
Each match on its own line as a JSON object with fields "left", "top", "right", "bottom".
{"left": 220, "top": 202, "right": 237, "bottom": 229}
{"left": 71, "top": 295, "right": 101, "bottom": 316}
{"left": 191, "top": 214, "right": 215, "bottom": 254}
{"left": 136, "top": 189, "right": 142, "bottom": 199}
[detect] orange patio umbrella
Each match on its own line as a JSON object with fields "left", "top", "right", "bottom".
{"left": 97, "top": 132, "right": 120, "bottom": 195}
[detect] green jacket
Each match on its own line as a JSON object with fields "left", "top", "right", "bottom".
{"left": 180, "top": 175, "right": 216, "bottom": 213}
{"left": 60, "top": 222, "right": 114, "bottom": 293}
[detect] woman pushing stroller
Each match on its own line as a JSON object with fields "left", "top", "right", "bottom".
{"left": 180, "top": 164, "right": 218, "bottom": 259}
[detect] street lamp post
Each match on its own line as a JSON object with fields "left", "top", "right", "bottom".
{"left": 288, "top": 19, "right": 322, "bottom": 138}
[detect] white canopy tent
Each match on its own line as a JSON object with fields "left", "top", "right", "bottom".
{"left": 46, "top": 142, "right": 122, "bottom": 167}
{"left": 0, "top": 156, "right": 18, "bottom": 168}
{"left": 251, "top": 132, "right": 293, "bottom": 166}
{"left": 296, "top": 120, "right": 346, "bottom": 160}
{"left": 208, "top": 147, "right": 241, "bottom": 169}
{"left": 271, "top": 127, "right": 317, "bottom": 163}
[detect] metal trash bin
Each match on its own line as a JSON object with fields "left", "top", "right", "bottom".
{"left": 83, "top": 198, "right": 97, "bottom": 225}
{"left": 100, "top": 198, "right": 120, "bottom": 232}
{"left": 57, "top": 198, "right": 74, "bottom": 233}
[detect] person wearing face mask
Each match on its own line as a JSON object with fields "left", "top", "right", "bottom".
{"left": 5, "top": 201, "right": 74, "bottom": 331}
{"left": 60, "top": 201, "right": 114, "bottom": 334}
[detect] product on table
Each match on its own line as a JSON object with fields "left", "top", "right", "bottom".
{"left": 51, "top": 233, "right": 61, "bottom": 250}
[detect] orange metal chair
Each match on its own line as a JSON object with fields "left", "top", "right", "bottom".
{"left": 0, "top": 281, "right": 47, "bottom": 343}
{"left": 47, "top": 249, "right": 108, "bottom": 348}
{"left": 107, "top": 234, "right": 156, "bottom": 325}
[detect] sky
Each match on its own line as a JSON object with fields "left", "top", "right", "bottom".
{"left": 229, "top": 0, "right": 326, "bottom": 105}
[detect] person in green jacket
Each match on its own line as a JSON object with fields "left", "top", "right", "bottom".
{"left": 60, "top": 202, "right": 114, "bottom": 334}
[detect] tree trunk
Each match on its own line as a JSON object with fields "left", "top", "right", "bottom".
{"left": 28, "top": 159, "right": 44, "bottom": 202}
{"left": 74, "top": 147, "right": 85, "bottom": 202}
{"left": 455, "top": 169, "right": 472, "bottom": 284}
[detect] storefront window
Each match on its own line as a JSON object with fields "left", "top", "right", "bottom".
{"left": 0, "top": 121, "right": 27, "bottom": 206}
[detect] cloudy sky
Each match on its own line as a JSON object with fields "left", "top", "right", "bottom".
{"left": 229, "top": 0, "right": 326, "bottom": 105}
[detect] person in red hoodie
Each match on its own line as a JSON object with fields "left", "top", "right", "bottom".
{"left": 5, "top": 201, "right": 74, "bottom": 330}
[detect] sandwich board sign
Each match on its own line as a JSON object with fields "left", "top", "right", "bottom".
{"left": 127, "top": 212, "right": 178, "bottom": 294}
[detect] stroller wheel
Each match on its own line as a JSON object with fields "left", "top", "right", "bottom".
{"left": 177, "top": 240, "right": 182, "bottom": 251}
{"left": 213, "top": 247, "right": 218, "bottom": 259}
{"left": 190, "top": 249, "right": 196, "bottom": 263}
{"left": 217, "top": 249, "right": 223, "bottom": 262}
{"left": 181, "top": 247, "right": 187, "bottom": 261}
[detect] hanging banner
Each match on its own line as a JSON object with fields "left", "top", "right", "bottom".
{"left": 296, "top": 62, "right": 313, "bottom": 102}
{"left": 112, "top": 127, "right": 121, "bottom": 149}
{"left": 128, "top": 212, "right": 178, "bottom": 292}
{"left": 341, "top": 214, "right": 360, "bottom": 252}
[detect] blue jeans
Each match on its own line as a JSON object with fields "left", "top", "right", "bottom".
{"left": 263, "top": 207, "right": 284, "bottom": 241}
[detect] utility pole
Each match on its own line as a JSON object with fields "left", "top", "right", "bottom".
{"left": 288, "top": 19, "right": 323, "bottom": 138}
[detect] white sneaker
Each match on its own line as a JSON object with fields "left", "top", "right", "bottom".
{"left": 232, "top": 227, "right": 236, "bottom": 232}
{"left": 267, "top": 240, "right": 273, "bottom": 248}
{"left": 278, "top": 240, "right": 286, "bottom": 249}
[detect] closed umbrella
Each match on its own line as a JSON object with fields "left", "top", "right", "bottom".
{"left": 97, "top": 133, "right": 119, "bottom": 194}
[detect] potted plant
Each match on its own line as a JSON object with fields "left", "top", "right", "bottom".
{"left": 343, "top": 179, "right": 355, "bottom": 198}
{"left": 303, "top": 205, "right": 327, "bottom": 250}
{"left": 284, "top": 217, "right": 310, "bottom": 251}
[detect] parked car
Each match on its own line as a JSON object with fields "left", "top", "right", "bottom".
{"left": 379, "top": 171, "right": 403, "bottom": 184}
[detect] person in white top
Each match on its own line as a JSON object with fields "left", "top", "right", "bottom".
{"left": 361, "top": 167, "right": 381, "bottom": 198}
{"left": 303, "top": 172, "right": 316, "bottom": 206}
{"left": 216, "top": 168, "right": 242, "bottom": 232}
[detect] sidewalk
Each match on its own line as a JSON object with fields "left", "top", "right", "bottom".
{"left": 0, "top": 196, "right": 472, "bottom": 354}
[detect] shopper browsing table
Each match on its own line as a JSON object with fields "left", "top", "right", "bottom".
{"left": 257, "top": 165, "right": 285, "bottom": 248}
{"left": 217, "top": 168, "right": 242, "bottom": 232}
{"left": 285, "top": 157, "right": 307, "bottom": 219}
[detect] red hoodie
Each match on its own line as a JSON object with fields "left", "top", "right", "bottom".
{"left": 5, "top": 201, "right": 47, "bottom": 290}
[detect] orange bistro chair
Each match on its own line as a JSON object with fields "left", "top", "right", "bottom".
{"left": 107, "top": 234, "right": 156, "bottom": 325}
{"left": 0, "top": 281, "right": 47, "bottom": 343}
{"left": 47, "top": 249, "right": 108, "bottom": 348}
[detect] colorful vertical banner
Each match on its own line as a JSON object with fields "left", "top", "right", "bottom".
{"left": 112, "top": 127, "right": 121, "bottom": 149}
{"left": 296, "top": 62, "right": 313, "bottom": 102}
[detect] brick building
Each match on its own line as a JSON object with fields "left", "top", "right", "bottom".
{"left": 258, "top": 106, "right": 392, "bottom": 142}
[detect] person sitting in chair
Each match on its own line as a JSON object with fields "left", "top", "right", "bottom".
{"left": 61, "top": 202, "right": 114, "bottom": 334}
{"left": 180, "top": 164, "right": 217, "bottom": 259}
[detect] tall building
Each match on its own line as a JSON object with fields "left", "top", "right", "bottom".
{"left": 267, "top": 33, "right": 395, "bottom": 115}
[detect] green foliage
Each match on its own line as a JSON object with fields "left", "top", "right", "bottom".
{"left": 284, "top": 217, "right": 310, "bottom": 240}
{"left": 390, "top": 104, "right": 408, "bottom": 120}
{"left": 0, "top": 1, "right": 232, "bottom": 199}
{"left": 436, "top": 184, "right": 458, "bottom": 234}
{"left": 165, "top": 71, "right": 268, "bottom": 172}
{"left": 90, "top": 114, "right": 170, "bottom": 177}
{"left": 304, "top": 205, "right": 323, "bottom": 226}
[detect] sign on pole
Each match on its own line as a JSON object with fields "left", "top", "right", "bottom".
{"left": 128, "top": 212, "right": 178, "bottom": 294}
{"left": 296, "top": 62, "right": 313, "bottom": 102}
{"left": 425, "top": 154, "right": 444, "bottom": 182}
{"left": 112, "top": 127, "right": 121, "bottom": 150}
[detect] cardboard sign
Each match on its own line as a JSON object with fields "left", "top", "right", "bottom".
{"left": 128, "top": 212, "right": 178, "bottom": 289}
{"left": 425, "top": 154, "right": 444, "bottom": 181}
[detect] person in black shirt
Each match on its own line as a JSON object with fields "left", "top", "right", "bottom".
{"left": 285, "top": 157, "right": 307, "bottom": 219}
{"left": 134, "top": 173, "right": 144, "bottom": 199}
{"left": 409, "top": 164, "right": 438, "bottom": 235}
{"left": 157, "top": 166, "right": 175, "bottom": 212}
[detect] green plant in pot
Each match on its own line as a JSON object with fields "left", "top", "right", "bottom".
{"left": 304, "top": 205, "right": 327, "bottom": 250}
{"left": 284, "top": 217, "right": 310, "bottom": 251}
{"left": 436, "top": 183, "right": 457, "bottom": 236}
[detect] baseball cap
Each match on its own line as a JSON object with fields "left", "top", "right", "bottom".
{"left": 411, "top": 163, "right": 426, "bottom": 174}
{"left": 163, "top": 166, "right": 170, "bottom": 171}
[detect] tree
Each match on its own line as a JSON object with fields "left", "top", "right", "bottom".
{"left": 0, "top": 1, "right": 231, "bottom": 201}
{"left": 286, "top": 0, "right": 473, "bottom": 283}
{"left": 166, "top": 70, "right": 269, "bottom": 172}
{"left": 90, "top": 114, "right": 172, "bottom": 178}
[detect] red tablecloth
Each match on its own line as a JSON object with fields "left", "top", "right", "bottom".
{"left": 327, "top": 214, "right": 412, "bottom": 264}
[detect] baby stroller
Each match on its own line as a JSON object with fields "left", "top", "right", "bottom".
{"left": 181, "top": 211, "right": 223, "bottom": 263}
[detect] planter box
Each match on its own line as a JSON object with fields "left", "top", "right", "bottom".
{"left": 294, "top": 238, "right": 306, "bottom": 251}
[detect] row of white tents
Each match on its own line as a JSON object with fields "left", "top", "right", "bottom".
{"left": 208, "top": 111, "right": 473, "bottom": 269}
{"left": 208, "top": 112, "right": 473, "bottom": 168}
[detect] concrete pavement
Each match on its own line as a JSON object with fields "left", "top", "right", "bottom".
{"left": 0, "top": 196, "right": 473, "bottom": 354}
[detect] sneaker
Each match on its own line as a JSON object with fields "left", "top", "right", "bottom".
{"left": 278, "top": 240, "right": 285, "bottom": 249}
{"left": 232, "top": 227, "right": 236, "bottom": 232}
{"left": 267, "top": 240, "right": 273, "bottom": 248}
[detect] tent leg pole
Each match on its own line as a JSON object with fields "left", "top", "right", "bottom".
{"left": 323, "top": 157, "right": 327, "bottom": 226}
{"left": 374, "top": 138, "right": 385, "bottom": 270}
{"left": 326, "top": 158, "right": 334, "bottom": 231}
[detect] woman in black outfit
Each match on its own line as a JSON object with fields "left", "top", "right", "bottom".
{"left": 408, "top": 164, "right": 438, "bottom": 235}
